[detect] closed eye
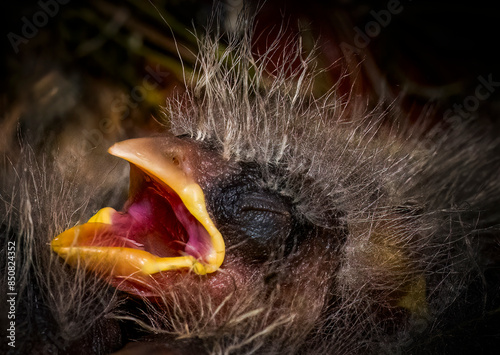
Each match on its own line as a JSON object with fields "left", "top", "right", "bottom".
{"left": 237, "top": 194, "right": 291, "bottom": 217}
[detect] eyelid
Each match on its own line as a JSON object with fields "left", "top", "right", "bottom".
{"left": 237, "top": 194, "right": 291, "bottom": 216}
{"left": 239, "top": 205, "right": 291, "bottom": 216}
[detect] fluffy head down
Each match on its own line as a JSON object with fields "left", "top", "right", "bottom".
{"left": 2, "top": 8, "right": 499, "bottom": 355}
{"left": 163, "top": 11, "right": 500, "bottom": 352}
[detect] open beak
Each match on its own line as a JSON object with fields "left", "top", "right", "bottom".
{"left": 51, "top": 137, "right": 225, "bottom": 293}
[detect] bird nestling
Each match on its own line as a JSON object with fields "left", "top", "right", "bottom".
{"left": 1, "top": 5, "right": 500, "bottom": 355}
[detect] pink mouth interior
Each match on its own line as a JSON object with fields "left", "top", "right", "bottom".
{"left": 81, "top": 166, "right": 212, "bottom": 261}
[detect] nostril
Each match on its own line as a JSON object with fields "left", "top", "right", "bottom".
{"left": 164, "top": 149, "right": 182, "bottom": 167}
